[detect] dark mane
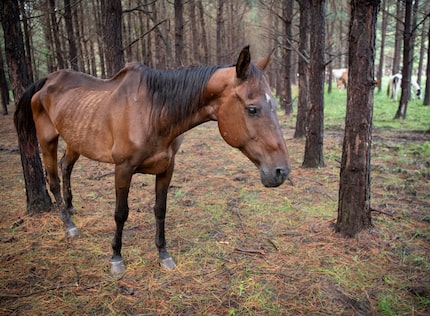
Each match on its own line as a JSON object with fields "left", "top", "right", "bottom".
{"left": 138, "top": 64, "right": 223, "bottom": 123}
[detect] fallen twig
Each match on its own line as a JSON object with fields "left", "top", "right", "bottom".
{"left": 234, "top": 247, "right": 265, "bottom": 256}
{"left": 370, "top": 207, "right": 395, "bottom": 216}
{"left": 91, "top": 171, "right": 115, "bottom": 180}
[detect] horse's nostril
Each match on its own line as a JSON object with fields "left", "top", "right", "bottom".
{"left": 276, "top": 167, "right": 290, "bottom": 178}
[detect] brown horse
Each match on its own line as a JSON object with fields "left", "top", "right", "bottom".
{"left": 15, "top": 46, "right": 291, "bottom": 274}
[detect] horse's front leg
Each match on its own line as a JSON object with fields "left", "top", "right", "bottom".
{"left": 154, "top": 160, "right": 176, "bottom": 270}
{"left": 110, "top": 164, "right": 133, "bottom": 275}
{"left": 59, "top": 147, "right": 80, "bottom": 215}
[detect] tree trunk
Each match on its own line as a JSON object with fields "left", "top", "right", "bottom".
{"left": 48, "top": 0, "right": 65, "bottom": 69}
{"left": 0, "top": 48, "right": 9, "bottom": 115}
{"left": 424, "top": 17, "right": 430, "bottom": 106}
{"left": 394, "top": 0, "right": 416, "bottom": 120}
{"left": 64, "top": 0, "right": 79, "bottom": 70}
{"left": 216, "top": 0, "right": 225, "bottom": 64}
{"left": 174, "top": 0, "right": 184, "bottom": 67}
{"left": 282, "top": 0, "right": 293, "bottom": 115}
{"left": 416, "top": 17, "right": 426, "bottom": 87}
{"left": 189, "top": 0, "right": 199, "bottom": 65}
{"left": 376, "top": 0, "right": 387, "bottom": 93}
{"left": 303, "top": 0, "right": 325, "bottom": 168}
{"left": 0, "top": 0, "right": 53, "bottom": 213}
{"left": 295, "top": 0, "right": 310, "bottom": 138}
{"left": 392, "top": 0, "right": 403, "bottom": 75}
{"left": 197, "top": 0, "right": 209, "bottom": 64}
{"left": 336, "top": 0, "right": 380, "bottom": 237}
{"left": 19, "top": 0, "right": 34, "bottom": 82}
{"left": 102, "top": 0, "right": 124, "bottom": 77}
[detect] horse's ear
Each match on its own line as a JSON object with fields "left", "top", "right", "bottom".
{"left": 236, "top": 46, "right": 251, "bottom": 80}
{"left": 256, "top": 48, "right": 275, "bottom": 70}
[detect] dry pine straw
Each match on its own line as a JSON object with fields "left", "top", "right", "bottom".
{"left": 0, "top": 113, "right": 429, "bottom": 315}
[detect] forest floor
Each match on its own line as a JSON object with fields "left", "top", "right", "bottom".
{"left": 0, "top": 100, "right": 429, "bottom": 315}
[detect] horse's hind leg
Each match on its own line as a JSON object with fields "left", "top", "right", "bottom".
{"left": 60, "top": 147, "right": 80, "bottom": 215}
{"left": 37, "top": 131, "right": 78, "bottom": 237}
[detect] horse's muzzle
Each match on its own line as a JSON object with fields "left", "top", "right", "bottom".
{"left": 260, "top": 166, "right": 290, "bottom": 187}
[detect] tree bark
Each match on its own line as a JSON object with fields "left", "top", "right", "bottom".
{"left": 0, "top": 0, "right": 53, "bottom": 213}
{"left": 174, "top": 0, "right": 184, "bottom": 67}
{"left": 336, "top": 0, "right": 380, "bottom": 237}
{"left": 101, "top": 0, "right": 124, "bottom": 77}
{"left": 303, "top": 0, "right": 325, "bottom": 168}
{"left": 216, "top": 0, "right": 225, "bottom": 64}
{"left": 424, "top": 18, "right": 430, "bottom": 106}
{"left": 295, "top": 0, "right": 310, "bottom": 138}
{"left": 394, "top": 0, "right": 416, "bottom": 120}
{"left": 64, "top": 0, "right": 79, "bottom": 70}
{"left": 282, "top": 0, "right": 293, "bottom": 115}
{"left": 197, "top": 0, "right": 209, "bottom": 64}
{"left": 0, "top": 48, "right": 9, "bottom": 115}
{"left": 48, "top": 0, "right": 65, "bottom": 69}
{"left": 376, "top": 0, "right": 387, "bottom": 93}
{"left": 392, "top": 0, "right": 403, "bottom": 75}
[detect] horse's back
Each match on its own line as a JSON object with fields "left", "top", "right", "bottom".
{"left": 32, "top": 67, "right": 150, "bottom": 163}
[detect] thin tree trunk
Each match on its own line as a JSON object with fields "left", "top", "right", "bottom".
{"left": 392, "top": 1, "right": 403, "bottom": 75}
{"left": 49, "top": 0, "right": 65, "bottom": 69}
{"left": 303, "top": 0, "right": 325, "bottom": 168}
{"left": 19, "top": 0, "right": 34, "bottom": 82}
{"left": 336, "top": 0, "right": 380, "bottom": 237}
{"left": 189, "top": 0, "right": 199, "bottom": 65}
{"left": 416, "top": 12, "right": 426, "bottom": 86}
{"left": 197, "top": 0, "right": 209, "bottom": 64}
{"left": 216, "top": 0, "right": 225, "bottom": 64}
{"left": 295, "top": 0, "right": 310, "bottom": 138}
{"left": 377, "top": 0, "right": 387, "bottom": 93}
{"left": 394, "top": 0, "right": 416, "bottom": 119}
{"left": 101, "top": 0, "right": 124, "bottom": 77}
{"left": 64, "top": 0, "right": 78, "bottom": 70}
{"left": 423, "top": 14, "right": 430, "bottom": 106}
{"left": 282, "top": 0, "right": 293, "bottom": 115}
{"left": 174, "top": 0, "right": 184, "bottom": 67}
{"left": 0, "top": 48, "right": 9, "bottom": 115}
{"left": 95, "top": 0, "right": 106, "bottom": 77}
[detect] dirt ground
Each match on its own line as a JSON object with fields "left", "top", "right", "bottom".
{"left": 0, "top": 105, "right": 429, "bottom": 315}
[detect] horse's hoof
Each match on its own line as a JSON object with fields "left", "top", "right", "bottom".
{"left": 66, "top": 227, "right": 79, "bottom": 238}
{"left": 159, "top": 257, "right": 176, "bottom": 270}
{"left": 110, "top": 258, "right": 126, "bottom": 275}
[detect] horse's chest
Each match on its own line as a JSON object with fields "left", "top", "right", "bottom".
{"left": 140, "top": 149, "right": 173, "bottom": 174}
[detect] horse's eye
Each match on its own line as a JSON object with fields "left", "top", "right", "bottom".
{"left": 247, "top": 105, "right": 259, "bottom": 117}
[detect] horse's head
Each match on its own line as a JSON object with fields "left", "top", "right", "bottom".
{"left": 213, "top": 46, "right": 291, "bottom": 187}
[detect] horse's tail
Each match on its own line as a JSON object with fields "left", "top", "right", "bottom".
{"left": 14, "top": 78, "right": 47, "bottom": 149}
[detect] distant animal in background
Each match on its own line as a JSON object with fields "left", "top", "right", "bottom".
{"left": 336, "top": 69, "right": 348, "bottom": 90}
{"left": 332, "top": 68, "right": 348, "bottom": 90}
{"left": 332, "top": 68, "right": 347, "bottom": 80}
{"left": 387, "top": 74, "right": 421, "bottom": 100}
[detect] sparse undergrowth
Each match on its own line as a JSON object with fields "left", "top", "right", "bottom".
{"left": 0, "top": 88, "right": 429, "bottom": 315}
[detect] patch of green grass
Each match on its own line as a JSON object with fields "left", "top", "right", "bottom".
{"left": 378, "top": 292, "right": 400, "bottom": 316}
{"left": 324, "top": 79, "right": 430, "bottom": 132}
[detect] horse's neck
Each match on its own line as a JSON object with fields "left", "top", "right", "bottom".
{"left": 163, "top": 67, "right": 235, "bottom": 139}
